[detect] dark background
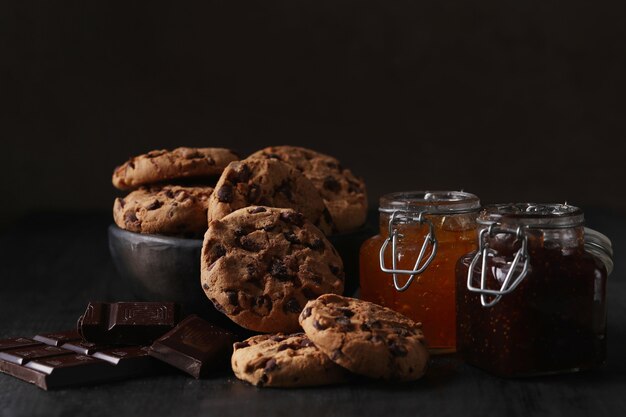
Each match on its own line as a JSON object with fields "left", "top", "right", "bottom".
{"left": 1, "top": 0, "right": 625, "bottom": 227}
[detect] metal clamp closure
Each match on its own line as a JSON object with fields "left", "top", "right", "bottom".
{"left": 379, "top": 210, "right": 438, "bottom": 292}
{"left": 466, "top": 224, "right": 530, "bottom": 307}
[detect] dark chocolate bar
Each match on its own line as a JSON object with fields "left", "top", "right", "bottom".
{"left": 0, "top": 332, "right": 164, "bottom": 390}
{"left": 33, "top": 330, "right": 81, "bottom": 346}
{"left": 149, "top": 315, "right": 237, "bottom": 378}
{"left": 77, "top": 302, "right": 181, "bottom": 345}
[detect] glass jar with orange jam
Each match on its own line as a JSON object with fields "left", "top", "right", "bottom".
{"left": 359, "top": 191, "right": 480, "bottom": 353}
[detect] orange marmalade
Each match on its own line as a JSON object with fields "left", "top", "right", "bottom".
{"left": 359, "top": 191, "right": 479, "bottom": 353}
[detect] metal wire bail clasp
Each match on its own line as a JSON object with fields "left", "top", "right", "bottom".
{"left": 379, "top": 210, "right": 438, "bottom": 292}
{"left": 466, "top": 224, "right": 530, "bottom": 307}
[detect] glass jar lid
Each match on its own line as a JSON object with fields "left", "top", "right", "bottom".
{"left": 379, "top": 191, "right": 480, "bottom": 215}
{"left": 477, "top": 203, "right": 585, "bottom": 229}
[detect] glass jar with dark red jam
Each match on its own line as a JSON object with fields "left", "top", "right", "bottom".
{"left": 456, "top": 203, "right": 613, "bottom": 377}
{"left": 360, "top": 191, "right": 480, "bottom": 353}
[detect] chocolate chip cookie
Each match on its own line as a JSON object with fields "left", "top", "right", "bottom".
{"left": 112, "top": 147, "right": 239, "bottom": 190}
{"left": 208, "top": 158, "right": 334, "bottom": 235}
{"left": 113, "top": 185, "right": 213, "bottom": 237}
{"left": 299, "top": 294, "right": 429, "bottom": 381}
{"left": 201, "top": 206, "right": 344, "bottom": 333}
{"left": 231, "top": 333, "right": 348, "bottom": 387}
{"left": 248, "top": 146, "right": 367, "bottom": 233}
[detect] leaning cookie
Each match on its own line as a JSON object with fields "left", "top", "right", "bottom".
{"left": 113, "top": 185, "right": 213, "bottom": 237}
{"left": 248, "top": 146, "right": 367, "bottom": 233}
{"left": 207, "top": 158, "right": 334, "bottom": 236}
{"left": 201, "top": 206, "right": 344, "bottom": 333}
{"left": 231, "top": 333, "right": 349, "bottom": 387}
{"left": 299, "top": 294, "right": 429, "bottom": 381}
{"left": 112, "top": 147, "right": 239, "bottom": 190}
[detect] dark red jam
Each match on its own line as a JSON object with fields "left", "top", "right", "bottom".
{"left": 455, "top": 204, "right": 609, "bottom": 377}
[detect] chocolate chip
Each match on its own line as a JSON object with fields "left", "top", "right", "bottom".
{"left": 389, "top": 341, "right": 408, "bottom": 357}
{"left": 146, "top": 200, "right": 163, "bottom": 210}
{"left": 270, "top": 335, "right": 286, "bottom": 342}
{"left": 248, "top": 206, "right": 266, "bottom": 214}
{"left": 283, "top": 231, "right": 300, "bottom": 244}
{"left": 262, "top": 223, "right": 276, "bottom": 232}
{"left": 360, "top": 323, "right": 371, "bottom": 332}
{"left": 265, "top": 153, "right": 282, "bottom": 160}
{"left": 368, "top": 320, "right": 382, "bottom": 329}
{"left": 228, "top": 163, "right": 251, "bottom": 183}
{"left": 212, "top": 299, "right": 226, "bottom": 314}
{"left": 253, "top": 295, "right": 272, "bottom": 311}
{"left": 280, "top": 211, "right": 305, "bottom": 226}
{"left": 338, "top": 308, "right": 354, "bottom": 317}
{"left": 210, "top": 244, "right": 226, "bottom": 262}
{"left": 283, "top": 298, "right": 301, "bottom": 314}
{"left": 225, "top": 290, "right": 238, "bottom": 306}
{"left": 164, "top": 189, "right": 175, "bottom": 199}
{"left": 335, "top": 316, "right": 354, "bottom": 331}
{"left": 347, "top": 179, "right": 363, "bottom": 194}
{"left": 313, "top": 320, "right": 327, "bottom": 330}
{"left": 247, "top": 184, "right": 261, "bottom": 203}
{"left": 264, "top": 358, "right": 278, "bottom": 372}
{"left": 239, "top": 236, "right": 263, "bottom": 252}
{"left": 269, "top": 259, "right": 294, "bottom": 282}
{"left": 128, "top": 161, "right": 135, "bottom": 169}
{"left": 183, "top": 150, "right": 203, "bottom": 159}
{"left": 308, "top": 239, "right": 325, "bottom": 251}
{"left": 330, "top": 349, "right": 342, "bottom": 360}
{"left": 124, "top": 211, "right": 139, "bottom": 226}
{"left": 118, "top": 198, "right": 126, "bottom": 208}
{"left": 302, "top": 287, "right": 319, "bottom": 300}
{"left": 300, "top": 338, "right": 314, "bottom": 347}
{"left": 301, "top": 306, "right": 312, "bottom": 319}
{"left": 202, "top": 283, "right": 209, "bottom": 290}
{"left": 216, "top": 185, "right": 234, "bottom": 203}
{"left": 323, "top": 176, "right": 341, "bottom": 192}
{"left": 234, "top": 227, "right": 248, "bottom": 237}
{"left": 233, "top": 341, "right": 249, "bottom": 350}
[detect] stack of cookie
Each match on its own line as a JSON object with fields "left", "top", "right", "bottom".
{"left": 112, "top": 145, "right": 367, "bottom": 238}
{"left": 231, "top": 294, "right": 429, "bottom": 387}
{"left": 112, "top": 147, "right": 239, "bottom": 238}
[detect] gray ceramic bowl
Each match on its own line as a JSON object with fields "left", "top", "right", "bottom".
{"left": 108, "top": 224, "right": 372, "bottom": 322}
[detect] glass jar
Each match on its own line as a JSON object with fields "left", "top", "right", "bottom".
{"left": 360, "top": 191, "right": 480, "bottom": 353}
{"left": 456, "top": 203, "right": 612, "bottom": 377}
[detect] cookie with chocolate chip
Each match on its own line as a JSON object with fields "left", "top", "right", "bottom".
{"left": 299, "top": 294, "right": 428, "bottom": 381}
{"left": 201, "top": 206, "right": 344, "bottom": 333}
{"left": 208, "top": 158, "right": 334, "bottom": 236}
{"left": 112, "top": 147, "right": 239, "bottom": 190}
{"left": 231, "top": 333, "right": 348, "bottom": 387}
{"left": 248, "top": 146, "right": 367, "bottom": 233}
{"left": 113, "top": 185, "right": 213, "bottom": 237}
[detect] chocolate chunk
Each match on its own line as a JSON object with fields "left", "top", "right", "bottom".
{"left": 202, "top": 283, "right": 209, "bottom": 290}
{"left": 335, "top": 316, "right": 354, "bottom": 331}
{"left": 247, "top": 185, "right": 261, "bottom": 203}
{"left": 275, "top": 181, "right": 294, "bottom": 202}
{"left": 323, "top": 176, "right": 341, "bottom": 192}
{"left": 225, "top": 291, "right": 239, "bottom": 306}
{"left": 300, "top": 338, "right": 314, "bottom": 348}
{"left": 146, "top": 200, "right": 163, "bottom": 210}
{"left": 239, "top": 236, "right": 263, "bottom": 252}
{"left": 253, "top": 295, "right": 272, "bottom": 312}
{"left": 360, "top": 323, "right": 371, "bottom": 332}
{"left": 301, "top": 307, "right": 312, "bottom": 319}
{"left": 329, "top": 265, "right": 342, "bottom": 278}
{"left": 216, "top": 185, "right": 234, "bottom": 203}
{"left": 338, "top": 308, "right": 355, "bottom": 318}
{"left": 124, "top": 211, "right": 140, "bottom": 226}
{"left": 263, "top": 358, "right": 277, "bottom": 372}
{"left": 209, "top": 244, "right": 226, "bottom": 262}
{"left": 118, "top": 198, "right": 126, "bottom": 208}
{"left": 149, "top": 315, "right": 238, "bottom": 378}
{"left": 279, "top": 211, "right": 305, "bottom": 226}
{"left": 233, "top": 341, "right": 249, "bottom": 350}
{"left": 248, "top": 206, "right": 266, "bottom": 214}
{"left": 283, "top": 298, "right": 301, "bottom": 314}
{"left": 228, "top": 163, "right": 251, "bottom": 183}
{"left": 269, "top": 259, "right": 294, "bottom": 282}
{"left": 270, "top": 335, "right": 286, "bottom": 342}
{"left": 283, "top": 231, "right": 301, "bottom": 244}
{"left": 77, "top": 302, "right": 181, "bottom": 345}
{"left": 313, "top": 320, "right": 327, "bottom": 330}
{"left": 165, "top": 189, "right": 175, "bottom": 199}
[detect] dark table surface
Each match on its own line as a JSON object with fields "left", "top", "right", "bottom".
{"left": 0, "top": 210, "right": 624, "bottom": 417}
